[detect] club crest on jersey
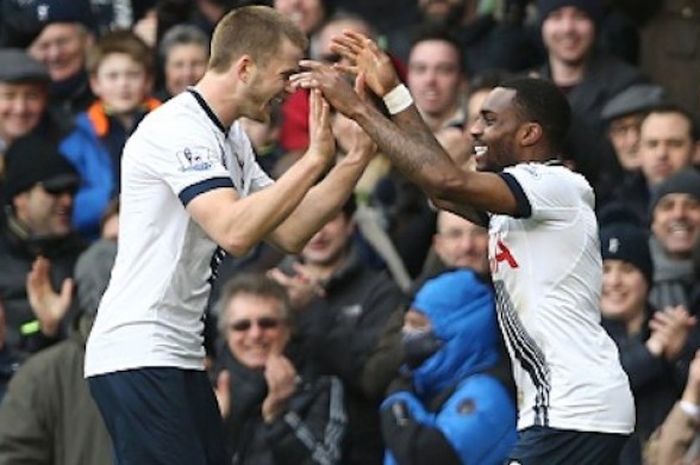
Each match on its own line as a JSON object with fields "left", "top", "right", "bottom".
{"left": 176, "top": 146, "right": 218, "bottom": 172}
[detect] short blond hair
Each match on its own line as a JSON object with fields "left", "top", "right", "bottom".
{"left": 208, "top": 5, "right": 308, "bottom": 73}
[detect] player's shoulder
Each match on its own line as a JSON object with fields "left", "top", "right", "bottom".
{"left": 504, "top": 162, "right": 594, "bottom": 208}
{"left": 140, "top": 92, "right": 211, "bottom": 136}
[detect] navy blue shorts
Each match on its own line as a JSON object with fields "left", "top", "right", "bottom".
{"left": 88, "top": 367, "right": 226, "bottom": 465}
{"left": 506, "top": 426, "right": 629, "bottom": 465}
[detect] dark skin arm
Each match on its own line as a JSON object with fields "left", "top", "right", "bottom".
{"left": 291, "top": 43, "right": 517, "bottom": 218}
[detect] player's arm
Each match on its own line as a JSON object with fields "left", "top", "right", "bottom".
{"left": 267, "top": 75, "right": 376, "bottom": 252}
{"left": 293, "top": 39, "right": 518, "bottom": 218}
{"left": 186, "top": 90, "right": 334, "bottom": 256}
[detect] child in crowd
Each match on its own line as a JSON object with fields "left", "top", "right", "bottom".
{"left": 61, "top": 29, "right": 159, "bottom": 238}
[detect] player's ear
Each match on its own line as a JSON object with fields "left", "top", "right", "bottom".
{"left": 520, "top": 122, "right": 543, "bottom": 147}
{"left": 235, "top": 55, "right": 255, "bottom": 84}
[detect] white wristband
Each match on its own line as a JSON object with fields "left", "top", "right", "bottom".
{"left": 383, "top": 84, "right": 413, "bottom": 115}
{"left": 680, "top": 400, "right": 700, "bottom": 420}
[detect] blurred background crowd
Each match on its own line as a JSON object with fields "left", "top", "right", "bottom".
{"left": 0, "top": 0, "right": 698, "bottom": 464}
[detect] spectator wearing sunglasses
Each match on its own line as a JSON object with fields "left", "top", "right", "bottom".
{"left": 0, "top": 134, "right": 84, "bottom": 356}
{"left": 213, "top": 273, "right": 347, "bottom": 465}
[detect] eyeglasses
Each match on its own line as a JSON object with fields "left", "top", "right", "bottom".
{"left": 229, "top": 317, "right": 282, "bottom": 332}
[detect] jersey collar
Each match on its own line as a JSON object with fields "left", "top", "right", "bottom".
{"left": 187, "top": 87, "right": 228, "bottom": 136}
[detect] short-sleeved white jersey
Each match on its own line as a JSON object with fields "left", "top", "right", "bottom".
{"left": 85, "top": 89, "right": 273, "bottom": 377}
{"left": 489, "top": 162, "right": 634, "bottom": 434}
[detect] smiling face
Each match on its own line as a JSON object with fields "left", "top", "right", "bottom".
{"left": 652, "top": 193, "right": 700, "bottom": 259}
{"left": 541, "top": 6, "right": 595, "bottom": 66}
{"left": 469, "top": 87, "right": 523, "bottom": 172}
{"left": 13, "top": 183, "right": 74, "bottom": 236}
{"left": 164, "top": 43, "right": 208, "bottom": 96}
{"left": 0, "top": 82, "right": 48, "bottom": 143}
{"left": 601, "top": 259, "right": 648, "bottom": 323}
{"left": 90, "top": 53, "right": 152, "bottom": 115}
{"left": 225, "top": 292, "right": 290, "bottom": 370}
{"left": 244, "top": 38, "right": 302, "bottom": 123}
{"left": 408, "top": 39, "right": 463, "bottom": 122}
{"left": 28, "top": 23, "right": 90, "bottom": 82}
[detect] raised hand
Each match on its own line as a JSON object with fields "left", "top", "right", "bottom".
{"left": 291, "top": 60, "right": 364, "bottom": 118}
{"left": 26, "top": 256, "right": 73, "bottom": 337}
{"left": 649, "top": 306, "right": 697, "bottom": 361}
{"left": 346, "top": 73, "right": 377, "bottom": 160}
{"left": 331, "top": 30, "right": 401, "bottom": 97}
{"left": 268, "top": 263, "right": 325, "bottom": 310}
{"left": 214, "top": 369, "right": 231, "bottom": 418}
{"left": 261, "top": 353, "right": 298, "bottom": 422}
{"left": 306, "top": 88, "right": 335, "bottom": 165}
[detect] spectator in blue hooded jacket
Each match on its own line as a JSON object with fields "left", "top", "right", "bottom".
{"left": 380, "top": 269, "right": 517, "bottom": 465}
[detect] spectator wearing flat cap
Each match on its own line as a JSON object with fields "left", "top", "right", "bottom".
{"left": 599, "top": 218, "right": 697, "bottom": 464}
{"left": 649, "top": 168, "right": 700, "bottom": 312}
{"left": 606, "top": 104, "right": 699, "bottom": 225}
{"left": 533, "top": 0, "right": 648, "bottom": 204}
{"left": 0, "top": 134, "right": 84, "bottom": 356}
{"left": 1, "top": 0, "right": 97, "bottom": 122}
{"left": 0, "top": 48, "right": 53, "bottom": 192}
{"left": 0, "top": 238, "right": 115, "bottom": 465}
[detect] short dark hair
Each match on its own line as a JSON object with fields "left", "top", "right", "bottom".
{"left": 86, "top": 29, "right": 154, "bottom": 76}
{"left": 409, "top": 26, "right": 465, "bottom": 74}
{"left": 501, "top": 77, "right": 571, "bottom": 154}
{"left": 643, "top": 103, "right": 700, "bottom": 141}
{"left": 216, "top": 273, "right": 291, "bottom": 334}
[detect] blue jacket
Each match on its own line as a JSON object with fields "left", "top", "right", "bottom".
{"left": 382, "top": 269, "right": 517, "bottom": 465}
{"left": 59, "top": 112, "right": 113, "bottom": 239}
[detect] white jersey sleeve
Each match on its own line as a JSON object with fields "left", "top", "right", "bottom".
{"left": 139, "top": 114, "right": 234, "bottom": 206}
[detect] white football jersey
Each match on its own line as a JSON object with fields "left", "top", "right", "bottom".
{"left": 489, "top": 162, "right": 634, "bottom": 434}
{"left": 85, "top": 89, "right": 272, "bottom": 377}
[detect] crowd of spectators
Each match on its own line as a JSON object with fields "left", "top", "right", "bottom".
{"left": 0, "top": 0, "right": 698, "bottom": 464}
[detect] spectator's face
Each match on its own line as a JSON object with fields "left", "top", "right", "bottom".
{"left": 90, "top": 53, "right": 152, "bottom": 115}
{"left": 225, "top": 293, "right": 289, "bottom": 369}
{"left": 408, "top": 40, "right": 463, "bottom": 121}
{"left": 434, "top": 211, "right": 489, "bottom": 274}
{"left": 274, "top": 0, "right": 325, "bottom": 35}
{"left": 28, "top": 23, "right": 90, "bottom": 82}
{"left": 164, "top": 43, "right": 208, "bottom": 97}
{"left": 403, "top": 308, "right": 431, "bottom": 332}
{"left": 640, "top": 112, "right": 695, "bottom": 186}
{"left": 469, "top": 87, "right": 522, "bottom": 171}
{"left": 0, "top": 82, "right": 47, "bottom": 143}
{"left": 652, "top": 193, "right": 700, "bottom": 258}
{"left": 608, "top": 113, "right": 644, "bottom": 171}
{"left": 541, "top": 7, "right": 595, "bottom": 66}
{"left": 13, "top": 184, "right": 74, "bottom": 236}
{"left": 244, "top": 38, "right": 302, "bottom": 124}
{"left": 601, "top": 259, "right": 648, "bottom": 323}
{"left": 302, "top": 212, "right": 353, "bottom": 268}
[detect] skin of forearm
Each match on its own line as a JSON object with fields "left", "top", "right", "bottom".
{"left": 351, "top": 103, "right": 458, "bottom": 198}
{"left": 272, "top": 149, "right": 371, "bottom": 251}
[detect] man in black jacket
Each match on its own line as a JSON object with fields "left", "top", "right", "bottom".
{"left": 271, "top": 197, "right": 406, "bottom": 465}
{"left": 0, "top": 134, "right": 83, "bottom": 355}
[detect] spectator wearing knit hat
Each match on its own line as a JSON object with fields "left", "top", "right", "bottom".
{"left": 1, "top": 0, "right": 97, "bottom": 121}
{"left": 534, "top": 0, "right": 647, "bottom": 204}
{"left": 649, "top": 168, "right": 700, "bottom": 311}
{"left": 599, "top": 219, "right": 697, "bottom": 464}
{"left": 0, "top": 134, "right": 84, "bottom": 356}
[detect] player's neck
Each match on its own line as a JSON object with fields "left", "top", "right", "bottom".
{"left": 194, "top": 73, "right": 244, "bottom": 128}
